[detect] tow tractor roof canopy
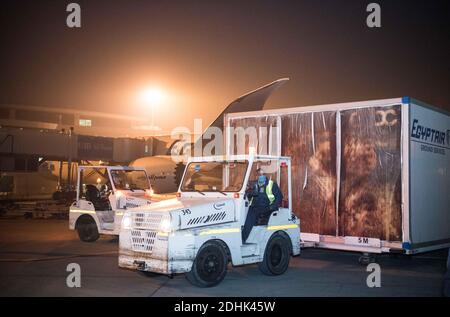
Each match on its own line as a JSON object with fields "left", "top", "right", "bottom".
{"left": 78, "top": 165, "right": 147, "bottom": 172}
{"left": 187, "top": 154, "right": 290, "bottom": 162}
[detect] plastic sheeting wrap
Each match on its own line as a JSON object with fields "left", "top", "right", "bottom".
{"left": 229, "top": 112, "right": 337, "bottom": 235}
{"left": 228, "top": 105, "right": 402, "bottom": 241}
{"left": 338, "top": 105, "right": 402, "bottom": 241}
{"left": 281, "top": 112, "right": 337, "bottom": 235}
{"left": 228, "top": 116, "right": 279, "bottom": 156}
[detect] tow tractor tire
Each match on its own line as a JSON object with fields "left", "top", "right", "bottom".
{"left": 258, "top": 232, "right": 291, "bottom": 276}
{"left": 186, "top": 241, "right": 228, "bottom": 287}
{"left": 76, "top": 216, "right": 100, "bottom": 242}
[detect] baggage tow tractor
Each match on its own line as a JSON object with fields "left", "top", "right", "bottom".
{"left": 69, "top": 166, "right": 169, "bottom": 242}
{"left": 119, "top": 155, "right": 301, "bottom": 287}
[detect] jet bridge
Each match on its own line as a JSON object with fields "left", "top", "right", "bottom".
{"left": 0, "top": 127, "right": 154, "bottom": 172}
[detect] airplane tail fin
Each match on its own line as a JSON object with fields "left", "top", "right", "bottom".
{"left": 194, "top": 78, "right": 289, "bottom": 155}
{"left": 165, "top": 78, "right": 289, "bottom": 157}
{"left": 207, "top": 78, "right": 289, "bottom": 131}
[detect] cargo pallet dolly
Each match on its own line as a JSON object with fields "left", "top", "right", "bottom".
{"left": 300, "top": 240, "right": 376, "bottom": 265}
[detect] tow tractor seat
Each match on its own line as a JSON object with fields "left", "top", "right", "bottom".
{"left": 256, "top": 210, "right": 278, "bottom": 226}
{"left": 85, "top": 185, "right": 111, "bottom": 211}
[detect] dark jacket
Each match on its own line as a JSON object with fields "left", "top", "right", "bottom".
{"left": 248, "top": 178, "right": 283, "bottom": 211}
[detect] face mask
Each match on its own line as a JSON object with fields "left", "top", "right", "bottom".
{"left": 257, "top": 175, "right": 267, "bottom": 186}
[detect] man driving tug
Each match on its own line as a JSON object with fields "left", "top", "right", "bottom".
{"left": 243, "top": 167, "right": 283, "bottom": 243}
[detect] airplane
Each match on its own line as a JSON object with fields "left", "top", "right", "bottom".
{"left": 128, "top": 78, "right": 289, "bottom": 194}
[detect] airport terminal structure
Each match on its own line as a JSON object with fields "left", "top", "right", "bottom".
{"left": 0, "top": 104, "right": 177, "bottom": 206}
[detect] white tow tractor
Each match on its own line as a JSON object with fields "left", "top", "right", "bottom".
{"left": 69, "top": 166, "right": 170, "bottom": 242}
{"left": 119, "top": 155, "right": 301, "bottom": 287}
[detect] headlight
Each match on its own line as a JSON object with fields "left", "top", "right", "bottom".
{"left": 122, "top": 213, "right": 132, "bottom": 230}
{"left": 159, "top": 215, "right": 172, "bottom": 233}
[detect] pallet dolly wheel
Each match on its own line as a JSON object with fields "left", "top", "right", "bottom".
{"left": 358, "top": 252, "right": 376, "bottom": 265}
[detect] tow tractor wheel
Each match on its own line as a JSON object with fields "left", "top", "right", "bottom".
{"left": 76, "top": 216, "right": 100, "bottom": 242}
{"left": 186, "top": 241, "right": 228, "bottom": 288}
{"left": 258, "top": 232, "right": 291, "bottom": 276}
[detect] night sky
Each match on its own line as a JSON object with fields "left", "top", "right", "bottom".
{"left": 1, "top": 0, "right": 449, "bottom": 133}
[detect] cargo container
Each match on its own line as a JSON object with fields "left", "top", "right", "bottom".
{"left": 225, "top": 97, "right": 450, "bottom": 256}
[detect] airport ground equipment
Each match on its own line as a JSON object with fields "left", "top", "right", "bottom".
{"left": 69, "top": 165, "right": 172, "bottom": 242}
{"left": 118, "top": 154, "right": 300, "bottom": 287}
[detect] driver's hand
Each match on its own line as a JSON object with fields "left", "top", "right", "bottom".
{"left": 246, "top": 181, "right": 255, "bottom": 192}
